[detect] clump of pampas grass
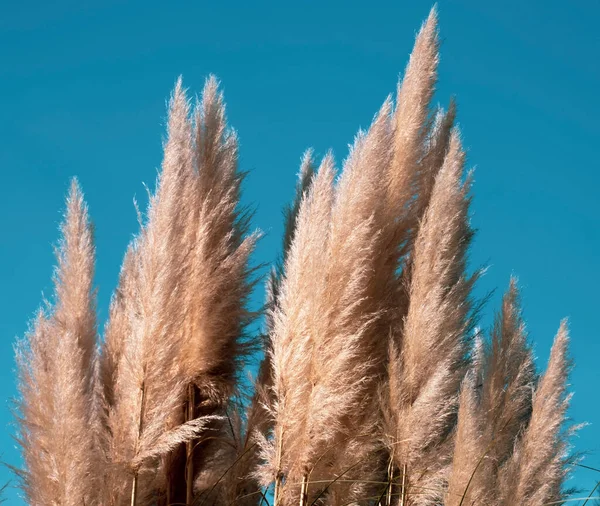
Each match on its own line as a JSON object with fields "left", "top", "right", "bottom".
{"left": 14, "top": 6, "right": 579, "bottom": 506}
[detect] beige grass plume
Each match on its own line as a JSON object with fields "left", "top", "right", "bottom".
{"left": 367, "top": 8, "right": 445, "bottom": 313}
{"left": 444, "top": 371, "right": 482, "bottom": 506}
{"left": 11, "top": 8, "right": 583, "bottom": 506}
{"left": 213, "top": 151, "right": 319, "bottom": 506}
{"left": 101, "top": 80, "right": 209, "bottom": 505}
{"left": 262, "top": 11, "right": 463, "bottom": 504}
{"left": 295, "top": 104, "right": 395, "bottom": 506}
{"left": 260, "top": 155, "right": 336, "bottom": 503}
{"left": 266, "top": 149, "right": 318, "bottom": 312}
{"left": 375, "top": 6, "right": 456, "bottom": 365}
{"left": 15, "top": 180, "right": 100, "bottom": 505}
{"left": 194, "top": 151, "right": 320, "bottom": 506}
{"left": 100, "top": 77, "right": 258, "bottom": 505}
{"left": 263, "top": 96, "right": 399, "bottom": 506}
{"left": 263, "top": 149, "right": 317, "bottom": 398}
{"left": 163, "top": 76, "right": 259, "bottom": 505}
{"left": 385, "top": 7, "right": 440, "bottom": 242}
{"left": 480, "top": 280, "right": 536, "bottom": 460}
{"left": 99, "top": 244, "right": 138, "bottom": 413}
{"left": 178, "top": 75, "right": 258, "bottom": 403}
{"left": 446, "top": 280, "right": 536, "bottom": 506}
{"left": 497, "top": 321, "right": 574, "bottom": 506}
{"left": 383, "top": 130, "right": 477, "bottom": 505}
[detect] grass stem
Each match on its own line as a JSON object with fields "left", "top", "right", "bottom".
{"left": 299, "top": 474, "right": 308, "bottom": 506}
{"left": 130, "top": 382, "right": 146, "bottom": 506}
{"left": 186, "top": 383, "right": 196, "bottom": 505}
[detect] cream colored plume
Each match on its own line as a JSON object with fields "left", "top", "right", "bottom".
{"left": 384, "top": 130, "right": 477, "bottom": 505}
{"left": 102, "top": 80, "right": 197, "bottom": 504}
{"left": 16, "top": 180, "right": 100, "bottom": 505}
{"left": 446, "top": 281, "right": 535, "bottom": 506}
{"left": 179, "top": 75, "right": 258, "bottom": 399}
{"left": 263, "top": 154, "right": 335, "bottom": 485}
{"left": 497, "top": 321, "right": 573, "bottom": 506}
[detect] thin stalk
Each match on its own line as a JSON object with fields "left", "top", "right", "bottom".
{"left": 274, "top": 425, "right": 284, "bottom": 506}
{"left": 309, "top": 459, "right": 364, "bottom": 506}
{"left": 186, "top": 383, "right": 196, "bottom": 505}
{"left": 274, "top": 473, "right": 282, "bottom": 506}
{"left": 196, "top": 441, "right": 258, "bottom": 506}
{"left": 130, "top": 475, "right": 138, "bottom": 506}
{"left": 386, "top": 454, "right": 394, "bottom": 506}
{"left": 582, "top": 481, "right": 600, "bottom": 506}
{"left": 399, "top": 464, "right": 407, "bottom": 506}
{"left": 131, "top": 382, "right": 146, "bottom": 506}
{"left": 299, "top": 475, "right": 308, "bottom": 506}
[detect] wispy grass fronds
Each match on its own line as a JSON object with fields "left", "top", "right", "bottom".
{"left": 410, "top": 101, "right": 456, "bottom": 229}
{"left": 12, "top": 7, "right": 583, "bottom": 506}
{"left": 498, "top": 321, "right": 574, "bottom": 506}
{"left": 102, "top": 80, "right": 196, "bottom": 504}
{"left": 295, "top": 102, "right": 396, "bottom": 505}
{"left": 481, "top": 279, "right": 536, "bottom": 463}
{"left": 446, "top": 280, "right": 536, "bottom": 504}
{"left": 445, "top": 372, "right": 482, "bottom": 506}
{"left": 282, "top": 150, "right": 317, "bottom": 277}
{"left": 387, "top": 7, "right": 439, "bottom": 225}
{"left": 384, "top": 130, "right": 477, "bottom": 505}
{"left": 467, "top": 279, "right": 537, "bottom": 502}
{"left": 179, "top": 76, "right": 258, "bottom": 397}
{"left": 167, "top": 76, "right": 260, "bottom": 505}
{"left": 261, "top": 155, "right": 335, "bottom": 501}
{"left": 446, "top": 281, "right": 570, "bottom": 506}
{"left": 99, "top": 244, "right": 139, "bottom": 417}
{"left": 371, "top": 8, "right": 445, "bottom": 318}
{"left": 239, "top": 151, "right": 319, "bottom": 506}
{"left": 16, "top": 180, "right": 100, "bottom": 505}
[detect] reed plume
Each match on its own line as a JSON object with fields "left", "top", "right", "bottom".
{"left": 383, "top": 130, "right": 477, "bottom": 506}
{"left": 261, "top": 155, "right": 335, "bottom": 502}
{"left": 171, "top": 75, "right": 259, "bottom": 505}
{"left": 291, "top": 107, "right": 392, "bottom": 505}
{"left": 384, "top": 7, "right": 440, "bottom": 251}
{"left": 263, "top": 149, "right": 317, "bottom": 412}
{"left": 178, "top": 75, "right": 257, "bottom": 397}
{"left": 15, "top": 180, "right": 100, "bottom": 506}
{"left": 444, "top": 372, "right": 482, "bottom": 506}
{"left": 373, "top": 24, "right": 464, "bottom": 504}
{"left": 446, "top": 280, "right": 535, "bottom": 506}
{"left": 221, "top": 151, "right": 319, "bottom": 506}
{"left": 260, "top": 15, "right": 458, "bottom": 499}
{"left": 102, "top": 80, "right": 203, "bottom": 505}
{"left": 12, "top": 7, "right": 582, "bottom": 506}
{"left": 497, "top": 321, "right": 574, "bottom": 506}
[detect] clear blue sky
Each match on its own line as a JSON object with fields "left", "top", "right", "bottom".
{"left": 1, "top": 1, "right": 598, "bottom": 503}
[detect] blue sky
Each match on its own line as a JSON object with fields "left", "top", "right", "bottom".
{"left": 0, "top": 0, "right": 598, "bottom": 503}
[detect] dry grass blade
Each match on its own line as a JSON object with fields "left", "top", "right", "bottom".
{"left": 582, "top": 481, "right": 600, "bottom": 506}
